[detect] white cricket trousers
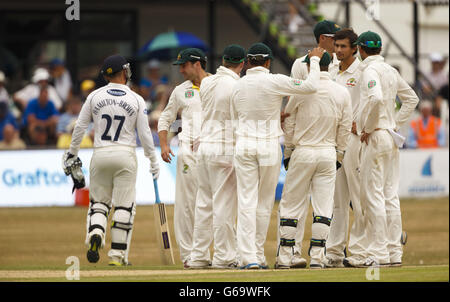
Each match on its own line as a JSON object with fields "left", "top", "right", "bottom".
{"left": 174, "top": 141, "right": 199, "bottom": 263}
{"left": 234, "top": 137, "right": 282, "bottom": 266}
{"left": 86, "top": 146, "right": 137, "bottom": 263}
{"left": 190, "top": 142, "right": 238, "bottom": 266}
{"left": 277, "top": 147, "right": 336, "bottom": 266}
{"left": 360, "top": 130, "right": 402, "bottom": 264}
{"left": 326, "top": 134, "right": 368, "bottom": 260}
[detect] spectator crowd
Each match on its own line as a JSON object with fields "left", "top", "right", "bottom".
{"left": 0, "top": 53, "right": 448, "bottom": 151}
{"left": 0, "top": 58, "right": 171, "bottom": 150}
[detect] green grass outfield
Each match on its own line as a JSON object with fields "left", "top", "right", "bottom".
{"left": 0, "top": 198, "right": 448, "bottom": 282}
{"left": 0, "top": 265, "right": 448, "bottom": 282}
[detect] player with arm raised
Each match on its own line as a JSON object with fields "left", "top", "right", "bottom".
{"left": 276, "top": 53, "right": 352, "bottom": 269}
{"left": 231, "top": 43, "right": 324, "bottom": 269}
{"left": 282, "top": 20, "right": 341, "bottom": 267}
{"left": 62, "top": 54, "right": 160, "bottom": 266}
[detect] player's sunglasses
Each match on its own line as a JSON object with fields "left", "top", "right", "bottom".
{"left": 360, "top": 40, "right": 382, "bottom": 48}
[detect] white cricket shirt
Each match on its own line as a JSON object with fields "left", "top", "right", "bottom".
{"left": 199, "top": 66, "right": 239, "bottom": 144}
{"left": 231, "top": 56, "right": 320, "bottom": 140}
{"left": 356, "top": 55, "right": 419, "bottom": 134}
{"left": 158, "top": 80, "right": 202, "bottom": 145}
{"left": 69, "top": 82, "right": 157, "bottom": 159}
{"left": 334, "top": 57, "right": 362, "bottom": 121}
{"left": 284, "top": 72, "right": 352, "bottom": 151}
{"left": 291, "top": 53, "right": 340, "bottom": 80}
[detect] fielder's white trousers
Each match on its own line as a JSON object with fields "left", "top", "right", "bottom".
{"left": 326, "top": 134, "right": 368, "bottom": 260}
{"left": 190, "top": 142, "right": 238, "bottom": 266}
{"left": 360, "top": 130, "right": 403, "bottom": 264}
{"left": 174, "top": 141, "right": 199, "bottom": 263}
{"left": 277, "top": 147, "right": 336, "bottom": 266}
{"left": 234, "top": 137, "right": 282, "bottom": 266}
{"left": 86, "top": 146, "right": 137, "bottom": 263}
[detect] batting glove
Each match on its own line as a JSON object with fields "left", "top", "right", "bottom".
{"left": 62, "top": 151, "right": 85, "bottom": 192}
{"left": 150, "top": 161, "right": 160, "bottom": 180}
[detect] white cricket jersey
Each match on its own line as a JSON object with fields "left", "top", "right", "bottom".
{"left": 231, "top": 56, "right": 320, "bottom": 140}
{"left": 291, "top": 53, "right": 339, "bottom": 80}
{"left": 356, "top": 55, "right": 419, "bottom": 134}
{"left": 334, "top": 57, "right": 362, "bottom": 121}
{"left": 69, "top": 82, "right": 157, "bottom": 159}
{"left": 199, "top": 66, "right": 239, "bottom": 144}
{"left": 158, "top": 80, "right": 202, "bottom": 145}
{"left": 284, "top": 72, "right": 352, "bottom": 151}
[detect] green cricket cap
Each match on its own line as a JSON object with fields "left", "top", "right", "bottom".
{"left": 223, "top": 44, "right": 246, "bottom": 63}
{"left": 313, "top": 20, "right": 341, "bottom": 40}
{"left": 173, "top": 48, "right": 207, "bottom": 65}
{"left": 354, "top": 31, "right": 382, "bottom": 48}
{"left": 247, "top": 42, "right": 274, "bottom": 60}
{"left": 303, "top": 51, "right": 332, "bottom": 67}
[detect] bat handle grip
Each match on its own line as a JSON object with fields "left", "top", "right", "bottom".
{"left": 153, "top": 179, "right": 161, "bottom": 204}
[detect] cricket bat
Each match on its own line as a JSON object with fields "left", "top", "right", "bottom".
{"left": 153, "top": 179, "right": 175, "bottom": 265}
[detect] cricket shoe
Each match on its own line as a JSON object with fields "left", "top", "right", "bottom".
{"left": 354, "top": 257, "right": 389, "bottom": 268}
{"left": 273, "top": 261, "right": 290, "bottom": 269}
{"left": 86, "top": 234, "right": 101, "bottom": 263}
{"left": 322, "top": 256, "right": 344, "bottom": 268}
{"left": 212, "top": 262, "right": 239, "bottom": 269}
{"left": 185, "top": 260, "right": 212, "bottom": 269}
{"left": 390, "top": 262, "right": 402, "bottom": 267}
{"left": 259, "top": 261, "right": 269, "bottom": 269}
{"left": 309, "top": 259, "right": 326, "bottom": 269}
{"left": 239, "top": 263, "right": 261, "bottom": 270}
{"left": 291, "top": 256, "right": 307, "bottom": 269}
{"left": 108, "top": 256, "right": 125, "bottom": 266}
{"left": 343, "top": 256, "right": 366, "bottom": 268}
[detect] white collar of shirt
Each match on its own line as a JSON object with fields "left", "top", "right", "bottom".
{"left": 246, "top": 66, "right": 270, "bottom": 75}
{"left": 216, "top": 66, "right": 240, "bottom": 80}
{"left": 340, "top": 57, "right": 360, "bottom": 74}
{"left": 358, "top": 55, "right": 384, "bottom": 71}
{"left": 107, "top": 82, "right": 129, "bottom": 89}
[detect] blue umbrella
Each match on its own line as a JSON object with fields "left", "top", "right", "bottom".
{"left": 137, "top": 31, "right": 209, "bottom": 61}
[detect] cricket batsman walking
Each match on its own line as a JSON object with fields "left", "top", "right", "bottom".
{"left": 231, "top": 43, "right": 324, "bottom": 269}
{"left": 277, "top": 52, "right": 352, "bottom": 269}
{"left": 351, "top": 31, "right": 419, "bottom": 267}
{"left": 158, "top": 48, "right": 209, "bottom": 267}
{"left": 63, "top": 54, "right": 160, "bottom": 266}
{"left": 188, "top": 44, "right": 246, "bottom": 269}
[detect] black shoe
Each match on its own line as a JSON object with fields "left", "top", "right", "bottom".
{"left": 87, "top": 234, "right": 101, "bottom": 263}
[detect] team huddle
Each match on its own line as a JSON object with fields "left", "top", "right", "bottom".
{"left": 63, "top": 19, "right": 419, "bottom": 269}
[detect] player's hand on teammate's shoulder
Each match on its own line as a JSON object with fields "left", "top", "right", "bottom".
{"left": 161, "top": 144, "right": 175, "bottom": 163}
{"left": 309, "top": 47, "right": 326, "bottom": 59}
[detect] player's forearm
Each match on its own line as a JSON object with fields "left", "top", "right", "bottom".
{"left": 364, "top": 95, "right": 382, "bottom": 133}
{"left": 69, "top": 116, "right": 90, "bottom": 155}
{"left": 158, "top": 130, "right": 169, "bottom": 149}
{"left": 297, "top": 56, "right": 320, "bottom": 93}
{"left": 395, "top": 89, "right": 419, "bottom": 130}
